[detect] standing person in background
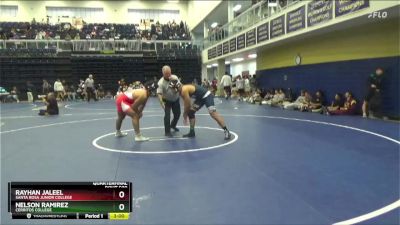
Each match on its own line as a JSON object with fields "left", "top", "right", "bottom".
{"left": 26, "top": 81, "right": 35, "bottom": 103}
{"left": 250, "top": 75, "right": 257, "bottom": 93}
{"left": 202, "top": 79, "right": 210, "bottom": 89}
{"left": 211, "top": 77, "right": 218, "bottom": 95}
{"left": 362, "top": 67, "right": 384, "bottom": 118}
{"left": 236, "top": 75, "right": 245, "bottom": 101}
{"left": 53, "top": 79, "right": 64, "bottom": 101}
{"left": 244, "top": 76, "right": 251, "bottom": 98}
{"left": 62, "top": 80, "right": 68, "bottom": 101}
{"left": 76, "top": 79, "right": 85, "bottom": 100}
{"left": 220, "top": 73, "right": 232, "bottom": 99}
{"left": 85, "top": 74, "right": 96, "bottom": 102}
{"left": 42, "top": 79, "right": 51, "bottom": 95}
{"left": 157, "top": 65, "right": 181, "bottom": 137}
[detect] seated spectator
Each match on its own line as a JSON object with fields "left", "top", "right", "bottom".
{"left": 327, "top": 92, "right": 357, "bottom": 115}
{"left": 326, "top": 93, "right": 343, "bottom": 111}
{"left": 248, "top": 89, "right": 263, "bottom": 104}
{"left": 96, "top": 83, "right": 105, "bottom": 99}
{"left": 26, "top": 81, "right": 35, "bottom": 103}
{"left": 283, "top": 90, "right": 306, "bottom": 110}
{"left": 104, "top": 91, "right": 113, "bottom": 99}
{"left": 38, "top": 93, "right": 59, "bottom": 116}
{"left": 262, "top": 89, "right": 283, "bottom": 106}
{"left": 262, "top": 89, "right": 277, "bottom": 105}
{"left": 270, "top": 88, "right": 286, "bottom": 106}
{"left": 299, "top": 91, "right": 312, "bottom": 111}
{"left": 66, "top": 85, "right": 76, "bottom": 101}
{"left": 309, "top": 90, "right": 325, "bottom": 113}
{"left": 284, "top": 88, "right": 294, "bottom": 102}
{"left": 0, "top": 86, "right": 10, "bottom": 102}
{"left": 263, "top": 90, "right": 274, "bottom": 101}
{"left": 8, "top": 86, "right": 20, "bottom": 103}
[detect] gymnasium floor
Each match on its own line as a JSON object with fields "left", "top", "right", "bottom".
{"left": 1, "top": 98, "right": 399, "bottom": 225}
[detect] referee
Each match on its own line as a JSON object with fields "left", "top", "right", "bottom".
{"left": 157, "top": 65, "right": 181, "bottom": 136}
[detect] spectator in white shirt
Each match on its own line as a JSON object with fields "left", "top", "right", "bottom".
{"left": 85, "top": 74, "right": 96, "bottom": 102}
{"left": 235, "top": 76, "right": 245, "bottom": 101}
{"left": 220, "top": 73, "right": 232, "bottom": 99}
{"left": 283, "top": 90, "right": 307, "bottom": 110}
{"left": 53, "top": 79, "right": 64, "bottom": 101}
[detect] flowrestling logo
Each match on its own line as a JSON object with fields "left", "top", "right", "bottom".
{"left": 368, "top": 11, "right": 388, "bottom": 19}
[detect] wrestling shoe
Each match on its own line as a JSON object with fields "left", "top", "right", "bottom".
{"left": 115, "top": 131, "right": 128, "bottom": 137}
{"left": 224, "top": 130, "right": 231, "bottom": 140}
{"left": 171, "top": 127, "right": 180, "bottom": 132}
{"left": 135, "top": 134, "right": 149, "bottom": 142}
{"left": 183, "top": 131, "right": 195, "bottom": 138}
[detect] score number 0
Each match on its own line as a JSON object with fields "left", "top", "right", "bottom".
{"left": 118, "top": 191, "right": 125, "bottom": 211}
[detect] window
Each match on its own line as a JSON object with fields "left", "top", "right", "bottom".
{"left": 0, "top": 5, "right": 18, "bottom": 17}
{"left": 128, "top": 9, "right": 180, "bottom": 23}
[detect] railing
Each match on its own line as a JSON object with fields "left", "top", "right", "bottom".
{"left": 0, "top": 39, "right": 202, "bottom": 52}
{"left": 203, "top": 0, "right": 302, "bottom": 48}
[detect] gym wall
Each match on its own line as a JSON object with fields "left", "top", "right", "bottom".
{"left": 256, "top": 18, "right": 400, "bottom": 116}
{"left": 0, "top": 0, "right": 188, "bottom": 24}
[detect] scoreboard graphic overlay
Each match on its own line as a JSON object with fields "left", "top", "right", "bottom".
{"left": 8, "top": 182, "right": 132, "bottom": 220}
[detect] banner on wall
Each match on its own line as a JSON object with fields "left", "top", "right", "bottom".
{"left": 230, "top": 37, "right": 237, "bottom": 52}
{"left": 270, "top": 15, "right": 285, "bottom": 39}
{"left": 237, "top": 34, "right": 246, "bottom": 50}
{"left": 223, "top": 41, "right": 229, "bottom": 55}
{"left": 208, "top": 47, "right": 217, "bottom": 60}
{"left": 242, "top": 71, "right": 250, "bottom": 78}
{"left": 217, "top": 44, "right": 223, "bottom": 56}
{"left": 287, "top": 6, "right": 306, "bottom": 33}
{"left": 246, "top": 28, "right": 256, "bottom": 47}
{"left": 335, "top": 0, "right": 370, "bottom": 17}
{"left": 257, "top": 22, "right": 269, "bottom": 43}
{"left": 307, "top": 0, "right": 333, "bottom": 27}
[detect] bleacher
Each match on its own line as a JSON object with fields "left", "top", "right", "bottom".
{"left": 0, "top": 42, "right": 201, "bottom": 98}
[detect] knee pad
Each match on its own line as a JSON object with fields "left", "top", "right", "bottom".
{"left": 188, "top": 109, "right": 196, "bottom": 119}
{"left": 207, "top": 106, "right": 216, "bottom": 113}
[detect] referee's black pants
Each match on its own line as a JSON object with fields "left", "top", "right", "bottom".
{"left": 164, "top": 98, "right": 181, "bottom": 134}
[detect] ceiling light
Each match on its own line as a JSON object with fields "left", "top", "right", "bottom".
{"left": 212, "top": 63, "right": 218, "bottom": 67}
{"left": 248, "top": 54, "right": 257, "bottom": 58}
{"left": 225, "top": 61, "right": 231, "bottom": 64}
{"left": 211, "top": 22, "right": 218, "bottom": 28}
{"left": 233, "top": 4, "right": 242, "bottom": 12}
{"left": 232, "top": 57, "right": 244, "bottom": 62}
{"left": 206, "top": 65, "right": 212, "bottom": 68}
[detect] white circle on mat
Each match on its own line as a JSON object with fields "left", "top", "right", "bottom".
{"left": 92, "top": 126, "right": 239, "bottom": 154}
